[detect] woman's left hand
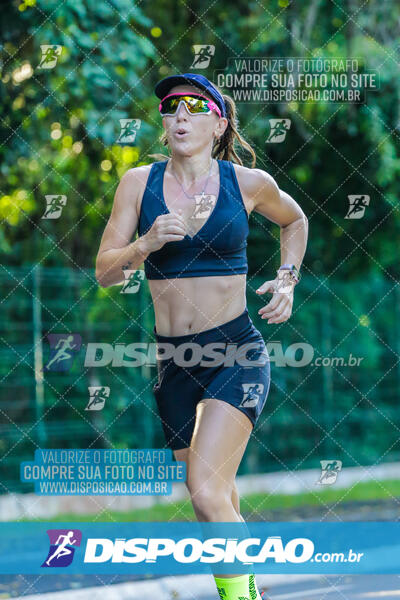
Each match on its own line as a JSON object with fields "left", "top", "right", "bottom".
{"left": 255, "top": 278, "right": 295, "bottom": 324}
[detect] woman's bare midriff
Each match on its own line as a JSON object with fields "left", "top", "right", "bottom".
{"left": 149, "top": 273, "right": 247, "bottom": 336}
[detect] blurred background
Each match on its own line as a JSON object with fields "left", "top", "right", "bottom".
{"left": 1, "top": 0, "right": 400, "bottom": 522}
{"left": 2, "top": 0, "right": 400, "bottom": 597}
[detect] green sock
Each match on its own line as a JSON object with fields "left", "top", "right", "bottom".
{"left": 214, "top": 573, "right": 262, "bottom": 600}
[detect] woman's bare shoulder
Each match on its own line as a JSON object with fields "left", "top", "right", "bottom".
{"left": 232, "top": 163, "right": 274, "bottom": 190}
{"left": 120, "top": 162, "right": 164, "bottom": 219}
{"left": 231, "top": 163, "right": 276, "bottom": 214}
{"left": 123, "top": 162, "right": 153, "bottom": 184}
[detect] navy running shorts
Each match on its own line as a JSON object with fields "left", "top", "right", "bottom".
{"left": 152, "top": 307, "right": 270, "bottom": 450}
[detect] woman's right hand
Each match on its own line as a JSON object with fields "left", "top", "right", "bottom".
{"left": 141, "top": 210, "right": 187, "bottom": 253}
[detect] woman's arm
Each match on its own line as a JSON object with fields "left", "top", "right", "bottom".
{"left": 95, "top": 166, "right": 187, "bottom": 288}
{"left": 254, "top": 171, "right": 308, "bottom": 271}
{"left": 95, "top": 168, "right": 150, "bottom": 288}
{"left": 247, "top": 168, "right": 308, "bottom": 323}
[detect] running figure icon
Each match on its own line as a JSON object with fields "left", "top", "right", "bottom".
{"left": 45, "top": 531, "right": 77, "bottom": 566}
{"left": 44, "top": 334, "right": 78, "bottom": 371}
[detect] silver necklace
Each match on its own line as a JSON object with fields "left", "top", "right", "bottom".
{"left": 168, "top": 157, "right": 214, "bottom": 200}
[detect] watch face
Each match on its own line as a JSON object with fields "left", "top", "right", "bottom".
{"left": 276, "top": 270, "right": 296, "bottom": 294}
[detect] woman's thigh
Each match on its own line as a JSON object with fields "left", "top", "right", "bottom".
{"left": 187, "top": 398, "right": 253, "bottom": 494}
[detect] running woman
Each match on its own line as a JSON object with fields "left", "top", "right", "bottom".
{"left": 96, "top": 73, "right": 308, "bottom": 600}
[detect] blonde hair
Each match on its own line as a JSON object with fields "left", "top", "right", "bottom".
{"left": 148, "top": 82, "right": 257, "bottom": 168}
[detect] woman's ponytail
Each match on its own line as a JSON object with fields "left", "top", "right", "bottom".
{"left": 211, "top": 91, "right": 256, "bottom": 168}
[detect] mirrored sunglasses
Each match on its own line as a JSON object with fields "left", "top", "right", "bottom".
{"left": 159, "top": 93, "right": 222, "bottom": 118}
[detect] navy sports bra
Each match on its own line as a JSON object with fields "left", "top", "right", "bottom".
{"left": 137, "top": 159, "right": 249, "bottom": 280}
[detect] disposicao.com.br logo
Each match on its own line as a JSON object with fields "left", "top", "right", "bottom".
{"left": 3, "top": 522, "right": 394, "bottom": 575}
{"left": 41, "top": 529, "right": 82, "bottom": 567}
{"left": 82, "top": 536, "right": 362, "bottom": 565}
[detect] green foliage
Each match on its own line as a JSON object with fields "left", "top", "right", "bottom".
{"left": 1, "top": 0, "right": 157, "bottom": 264}
{"left": 1, "top": 1, "right": 399, "bottom": 278}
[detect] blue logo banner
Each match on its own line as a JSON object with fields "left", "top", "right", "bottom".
{"left": 0, "top": 522, "right": 399, "bottom": 574}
